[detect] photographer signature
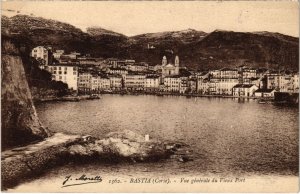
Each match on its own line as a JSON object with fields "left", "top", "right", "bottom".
{"left": 62, "top": 174, "right": 102, "bottom": 188}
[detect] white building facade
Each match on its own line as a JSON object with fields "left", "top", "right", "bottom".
{"left": 31, "top": 46, "right": 49, "bottom": 65}
{"left": 46, "top": 65, "right": 78, "bottom": 90}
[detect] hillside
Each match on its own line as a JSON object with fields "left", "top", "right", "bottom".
{"left": 180, "top": 30, "right": 299, "bottom": 70}
{"left": 2, "top": 15, "right": 299, "bottom": 70}
{"left": 87, "top": 26, "right": 127, "bottom": 38}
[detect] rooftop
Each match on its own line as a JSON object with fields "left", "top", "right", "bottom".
{"left": 146, "top": 75, "right": 160, "bottom": 79}
{"left": 48, "top": 63, "right": 78, "bottom": 67}
{"left": 233, "top": 84, "right": 255, "bottom": 88}
{"left": 255, "top": 88, "right": 275, "bottom": 93}
{"left": 220, "top": 67, "right": 237, "bottom": 71}
{"left": 109, "top": 67, "right": 127, "bottom": 71}
{"left": 165, "top": 75, "right": 181, "bottom": 78}
{"left": 107, "top": 74, "right": 122, "bottom": 78}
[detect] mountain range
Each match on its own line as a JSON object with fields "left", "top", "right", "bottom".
{"left": 2, "top": 15, "right": 299, "bottom": 71}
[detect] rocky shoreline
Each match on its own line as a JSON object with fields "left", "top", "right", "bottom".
{"left": 1, "top": 130, "right": 191, "bottom": 190}
{"left": 33, "top": 95, "right": 100, "bottom": 103}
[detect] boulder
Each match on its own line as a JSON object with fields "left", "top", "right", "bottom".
{"left": 66, "top": 130, "right": 171, "bottom": 161}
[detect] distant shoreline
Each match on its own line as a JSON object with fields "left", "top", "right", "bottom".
{"left": 34, "top": 91, "right": 300, "bottom": 106}
{"left": 80, "top": 91, "right": 264, "bottom": 99}
{"left": 34, "top": 92, "right": 262, "bottom": 103}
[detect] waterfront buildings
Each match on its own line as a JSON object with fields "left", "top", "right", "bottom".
{"left": 45, "top": 64, "right": 78, "bottom": 90}
{"left": 188, "top": 78, "right": 197, "bottom": 93}
{"left": 265, "top": 72, "right": 299, "bottom": 93}
{"left": 210, "top": 78, "right": 239, "bottom": 95}
{"left": 293, "top": 74, "right": 299, "bottom": 93}
{"left": 125, "top": 72, "right": 146, "bottom": 91}
{"left": 208, "top": 68, "right": 240, "bottom": 95}
{"left": 144, "top": 75, "right": 160, "bottom": 92}
{"left": 266, "top": 72, "right": 281, "bottom": 90}
{"left": 254, "top": 89, "right": 275, "bottom": 98}
{"left": 164, "top": 75, "right": 181, "bottom": 93}
{"left": 32, "top": 45, "right": 299, "bottom": 97}
{"left": 91, "top": 75, "right": 110, "bottom": 91}
{"left": 179, "top": 77, "right": 189, "bottom": 94}
{"left": 232, "top": 84, "right": 258, "bottom": 97}
{"left": 78, "top": 72, "right": 92, "bottom": 92}
{"left": 108, "top": 74, "right": 123, "bottom": 90}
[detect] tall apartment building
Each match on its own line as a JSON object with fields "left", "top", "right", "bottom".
{"left": 46, "top": 64, "right": 78, "bottom": 90}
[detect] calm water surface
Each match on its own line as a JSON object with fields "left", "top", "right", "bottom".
{"left": 36, "top": 95, "right": 298, "bottom": 177}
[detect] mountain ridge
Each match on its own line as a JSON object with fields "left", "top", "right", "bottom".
{"left": 2, "top": 14, "right": 299, "bottom": 70}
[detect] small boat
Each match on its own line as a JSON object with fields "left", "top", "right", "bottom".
{"left": 87, "top": 94, "right": 101, "bottom": 100}
{"left": 258, "top": 100, "right": 266, "bottom": 104}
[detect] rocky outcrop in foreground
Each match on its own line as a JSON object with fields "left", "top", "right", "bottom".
{"left": 2, "top": 130, "right": 191, "bottom": 190}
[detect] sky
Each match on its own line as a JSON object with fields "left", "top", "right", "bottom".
{"left": 2, "top": 1, "right": 299, "bottom": 37}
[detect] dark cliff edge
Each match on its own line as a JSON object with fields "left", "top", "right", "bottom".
{"left": 1, "top": 36, "right": 51, "bottom": 149}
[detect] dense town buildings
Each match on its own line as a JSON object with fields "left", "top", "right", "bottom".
{"left": 33, "top": 46, "right": 299, "bottom": 97}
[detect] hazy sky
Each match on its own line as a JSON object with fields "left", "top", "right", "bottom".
{"left": 2, "top": 1, "right": 299, "bottom": 37}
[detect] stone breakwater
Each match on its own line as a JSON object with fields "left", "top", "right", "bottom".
{"left": 1, "top": 130, "right": 191, "bottom": 190}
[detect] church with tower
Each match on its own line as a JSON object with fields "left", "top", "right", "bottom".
{"left": 161, "top": 55, "right": 180, "bottom": 77}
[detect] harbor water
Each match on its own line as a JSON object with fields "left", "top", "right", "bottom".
{"left": 10, "top": 95, "right": 298, "bottom": 191}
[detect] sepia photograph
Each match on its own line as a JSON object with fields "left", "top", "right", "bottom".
{"left": 1, "top": 1, "right": 299, "bottom": 192}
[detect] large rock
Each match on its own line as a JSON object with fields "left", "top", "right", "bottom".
{"left": 1, "top": 131, "right": 191, "bottom": 190}
{"left": 67, "top": 130, "right": 170, "bottom": 162}
{"left": 1, "top": 37, "right": 50, "bottom": 149}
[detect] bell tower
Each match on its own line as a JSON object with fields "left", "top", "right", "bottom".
{"left": 175, "top": 55, "right": 179, "bottom": 67}
{"left": 162, "top": 56, "right": 167, "bottom": 66}
{"left": 175, "top": 55, "right": 179, "bottom": 75}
